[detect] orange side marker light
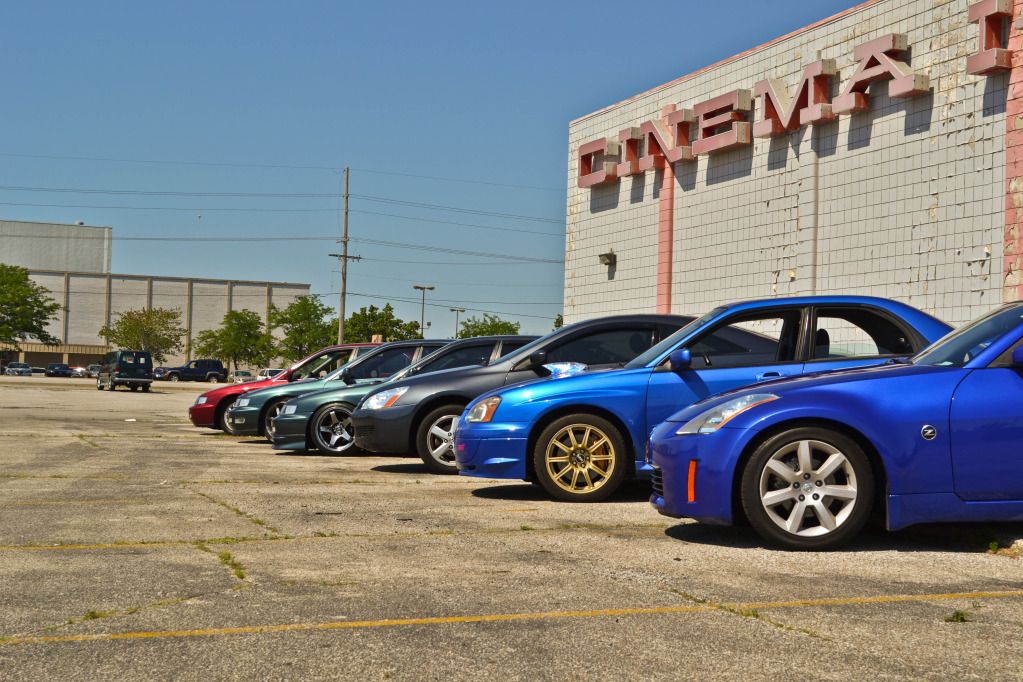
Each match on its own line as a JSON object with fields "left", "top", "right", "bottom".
{"left": 687, "top": 460, "right": 697, "bottom": 503}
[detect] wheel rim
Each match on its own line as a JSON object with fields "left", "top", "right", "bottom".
{"left": 170, "top": 375, "right": 179, "bottom": 382}
{"left": 544, "top": 424, "right": 616, "bottom": 495}
{"left": 759, "top": 439, "right": 858, "bottom": 538}
{"left": 425, "top": 414, "right": 458, "bottom": 465}
{"left": 210, "top": 377, "right": 218, "bottom": 384}
{"left": 265, "top": 402, "right": 284, "bottom": 437}
{"left": 314, "top": 407, "right": 355, "bottom": 453}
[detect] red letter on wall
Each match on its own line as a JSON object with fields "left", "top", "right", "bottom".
{"left": 577, "top": 138, "right": 619, "bottom": 188}
{"left": 692, "top": 90, "right": 752, "bottom": 155}
{"left": 753, "top": 60, "right": 837, "bottom": 138}
{"left": 833, "top": 34, "right": 929, "bottom": 114}
{"left": 639, "top": 105, "right": 695, "bottom": 170}
{"left": 967, "top": 0, "right": 1013, "bottom": 75}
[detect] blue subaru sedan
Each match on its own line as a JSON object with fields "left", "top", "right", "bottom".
{"left": 455, "top": 296, "right": 951, "bottom": 502}
{"left": 650, "top": 302, "right": 1023, "bottom": 550}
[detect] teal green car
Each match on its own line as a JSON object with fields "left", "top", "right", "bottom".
{"left": 271, "top": 335, "right": 535, "bottom": 454}
{"left": 225, "top": 340, "right": 448, "bottom": 441}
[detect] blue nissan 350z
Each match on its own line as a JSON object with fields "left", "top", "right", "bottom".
{"left": 650, "top": 302, "right": 1023, "bottom": 550}
{"left": 454, "top": 296, "right": 951, "bottom": 502}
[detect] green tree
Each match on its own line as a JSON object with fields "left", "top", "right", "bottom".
{"left": 458, "top": 313, "right": 520, "bottom": 339}
{"left": 0, "top": 264, "right": 61, "bottom": 349}
{"left": 193, "top": 310, "right": 274, "bottom": 371}
{"left": 553, "top": 314, "right": 563, "bottom": 330}
{"left": 268, "top": 296, "right": 336, "bottom": 362}
{"left": 344, "top": 304, "right": 420, "bottom": 342}
{"left": 98, "top": 307, "right": 184, "bottom": 363}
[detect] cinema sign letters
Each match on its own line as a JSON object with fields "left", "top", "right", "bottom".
{"left": 577, "top": 0, "right": 1015, "bottom": 189}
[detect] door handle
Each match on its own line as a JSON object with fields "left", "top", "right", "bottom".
{"left": 755, "top": 371, "right": 786, "bottom": 381}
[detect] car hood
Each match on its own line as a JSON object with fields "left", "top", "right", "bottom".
{"left": 289, "top": 383, "right": 380, "bottom": 413}
{"left": 477, "top": 366, "right": 648, "bottom": 406}
{"left": 664, "top": 361, "right": 955, "bottom": 422}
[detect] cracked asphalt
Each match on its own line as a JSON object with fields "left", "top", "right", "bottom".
{"left": 0, "top": 378, "right": 1021, "bottom": 680}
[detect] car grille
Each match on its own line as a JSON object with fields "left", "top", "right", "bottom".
{"left": 651, "top": 466, "right": 663, "bottom": 497}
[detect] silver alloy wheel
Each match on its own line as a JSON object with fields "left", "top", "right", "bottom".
{"left": 425, "top": 414, "right": 458, "bottom": 466}
{"left": 265, "top": 402, "right": 285, "bottom": 438}
{"left": 758, "top": 439, "right": 858, "bottom": 537}
{"left": 209, "top": 376, "right": 219, "bottom": 384}
{"left": 314, "top": 407, "right": 355, "bottom": 453}
{"left": 169, "top": 374, "right": 179, "bottom": 383}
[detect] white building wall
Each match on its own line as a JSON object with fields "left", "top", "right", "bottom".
{"left": 566, "top": 0, "right": 1004, "bottom": 327}
{"left": 0, "top": 220, "right": 111, "bottom": 274}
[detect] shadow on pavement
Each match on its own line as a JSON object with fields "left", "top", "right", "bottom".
{"left": 665, "top": 521, "right": 1023, "bottom": 554}
{"left": 371, "top": 461, "right": 430, "bottom": 474}
{"left": 471, "top": 480, "right": 653, "bottom": 503}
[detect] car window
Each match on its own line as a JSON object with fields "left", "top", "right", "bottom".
{"left": 546, "top": 328, "right": 656, "bottom": 367}
{"left": 812, "top": 307, "right": 916, "bottom": 359}
{"left": 292, "top": 350, "right": 350, "bottom": 380}
{"left": 687, "top": 309, "right": 802, "bottom": 369}
{"left": 499, "top": 341, "right": 530, "bottom": 357}
{"left": 348, "top": 347, "right": 416, "bottom": 380}
{"left": 420, "top": 343, "right": 493, "bottom": 372}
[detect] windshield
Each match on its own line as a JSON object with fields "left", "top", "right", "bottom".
{"left": 624, "top": 307, "right": 726, "bottom": 368}
{"left": 291, "top": 349, "right": 351, "bottom": 381}
{"left": 913, "top": 303, "right": 1023, "bottom": 367}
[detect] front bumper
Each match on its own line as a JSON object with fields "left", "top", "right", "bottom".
{"left": 454, "top": 422, "right": 530, "bottom": 480}
{"left": 188, "top": 401, "right": 217, "bottom": 428}
{"left": 351, "top": 405, "right": 416, "bottom": 454}
{"left": 224, "top": 404, "right": 263, "bottom": 436}
{"left": 649, "top": 422, "right": 746, "bottom": 525}
{"left": 271, "top": 413, "right": 310, "bottom": 451}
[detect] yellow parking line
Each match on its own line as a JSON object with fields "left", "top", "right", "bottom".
{"left": 2, "top": 589, "right": 1021, "bottom": 646}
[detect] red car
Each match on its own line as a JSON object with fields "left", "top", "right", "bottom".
{"left": 188, "top": 343, "right": 378, "bottom": 432}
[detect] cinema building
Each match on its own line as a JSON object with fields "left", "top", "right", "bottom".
{"left": 564, "top": 0, "right": 1021, "bottom": 327}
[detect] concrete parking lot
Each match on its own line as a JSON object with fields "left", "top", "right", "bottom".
{"left": 0, "top": 379, "right": 1021, "bottom": 680}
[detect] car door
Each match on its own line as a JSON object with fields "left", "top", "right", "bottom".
{"left": 804, "top": 305, "right": 922, "bottom": 373}
{"left": 948, "top": 347, "right": 1023, "bottom": 501}
{"left": 501, "top": 325, "right": 661, "bottom": 386}
{"left": 644, "top": 307, "right": 805, "bottom": 436}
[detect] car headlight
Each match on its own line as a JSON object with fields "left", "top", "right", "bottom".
{"left": 363, "top": 386, "right": 409, "bottom": 410}
{"left": 282, "top": 404, "right": 297, "bottom": 415}
{"left": 677, "top": 393, "right": 779, "bottom": 435}
{"left": 195, "top": 396, "right": 208, "bottom": 405}
{"left": 466, "top": 396, "right": 501, "bottom": 423}
{"left": 235, "top": 398, "right": 250, "bottom": 408}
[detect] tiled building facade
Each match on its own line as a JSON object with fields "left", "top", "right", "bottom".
{"left": 565, "top": 0, "right": 1020, "bottom": 327}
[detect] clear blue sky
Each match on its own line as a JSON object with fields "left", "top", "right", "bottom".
{"left": 0, "top": 0, "right": 858, "bottom": 335}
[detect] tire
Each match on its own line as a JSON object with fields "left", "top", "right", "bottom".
{"left": 142, "top": 384, "right": 150, "bottom": 393}
{"left": 309, "top": 402, "right": 358, "bottom": 455}
{"left": 261, "top": 399, "right": 288, "bottom": 441}
{"left": 532, "top": 414, "right": 627, "bottom": 502}
{"left": 108, "top": 377, "right": 116, "bottom": 391}
{"left": 130, "top": 385, "right": 139, "bottom": 392}
{"left": 169, "top": 374, "right": 180, "bottom": 383}
{"left": 96, "top": 377, "right": 104, "bottom": 391}
{"left": 216, "top": 396, "right": 237, "bottom": 433}
{"left": 740, "top": 427, "right": 874, "bottom": 551}
{"left": 208, "top": 375, "right": 219, "bottom": 384}
{"left": 415, "top": 404, "right": 465, "bottom": 474}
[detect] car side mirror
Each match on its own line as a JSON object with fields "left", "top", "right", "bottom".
{"left": 528, "top": 350, "right": 548, "bottom": 370}
{"left": 340, "top": 367, "right": 353, "bottom": 384}
{"left": 669, "top": 348, "right": 692, "bottom": 372}
{"left": 1012, "top": 345, "right": 1023, "bottom": 367}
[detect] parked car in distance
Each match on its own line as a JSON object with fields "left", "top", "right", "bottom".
{"left": 4, "top": 362, "right": 32, "bottom": 376}
{"left": 455, "top": 296, "right": 952, "bottom": 501}
{"left": 96, "top": 350, "right": 154, "bottom": 392}
{"left": 231, "top": 370, "right": 255, "bottom": 383}
{"left": 156, "top": 359, "right": 227, "bottom": 383}
{"left": 272, "top": 335, "right": 537, "bottom": 455}
{"left": 651, "top": 301, "right": 1023, "bottom": 550}
{"left": 30, "top": 367, "right": 44, "bottom": 375}
{"left": 189, "top": 343, "right": 379, "bottom": 433}
{"left": 353, "top": 314, "right": 693, "bottom": 474}
{"left": 87, "top": 363, "right": 102, "bottom": 378}
{"left": 256, "top": 368, "right": 284, "bottom": 381}
{"left": 70, "top": 366, "right": 89, "bottom": 378}
{"left": 227, "top": 340, "right": 449, "bottom": 441}
{"left": 45, "top": 363, "right": 74, "bottom": 378}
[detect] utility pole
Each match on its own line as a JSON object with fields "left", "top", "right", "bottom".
{"left": 413, "top": 285, "right": 434, "bottom": 338}
{"left": 449, "top": 307, "right": 465, "bottom": 338}
{"left": 338, "top": 167, "right": 350, "bottom": 344}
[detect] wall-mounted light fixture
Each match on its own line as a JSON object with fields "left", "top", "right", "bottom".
{"left": 598, "top": 251, "right": 616, "bottom": 266}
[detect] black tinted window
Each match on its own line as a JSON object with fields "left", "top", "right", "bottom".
{"left": 546, "top": 328, "right": 655, "bottom": 366}
{"left": 499, "top": 341, "right": 530, "bottom": 356}
{"left": 348, "top": 347, "right": 417, "bottom": 380}
{"left": 421, "top": 344, "right": 492, "bottom": 372}
{"left": 688, "top": 310, "right": 801, "bottom": 369}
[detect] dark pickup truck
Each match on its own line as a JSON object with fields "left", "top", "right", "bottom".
{"left": 155, "top": 359, "right": 228, "bottom": 383}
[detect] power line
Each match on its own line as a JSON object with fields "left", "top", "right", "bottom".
{"left": 350, "top": 209, "right": 563, "bottom": 238}
{"left": 334, "top": 291, "right": 559, "bottom": 320}
{"left": 0, "top": 201, "right": 336, "bottom": 213}
{"left": 351, "top": 194, "right": 562, "bottom": 225}
{"left": 349, "top": 167, "right": 561, "bottom": 193}
{"left": 0, "top": 185, "right": 338, "bottom": 198}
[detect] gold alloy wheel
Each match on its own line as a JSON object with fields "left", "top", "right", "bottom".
{"left": 544, "top": 423, "right": 616, "bottom": 495}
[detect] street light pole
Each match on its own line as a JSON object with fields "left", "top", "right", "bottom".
{"left": 413, "top": 285, "right": 434, "bottom": 338}
{"left": 338, "top": 167, "right": 350, "bottom": 344}
{"left": 449, "top": 307, "right": 465, "bottom": 338}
